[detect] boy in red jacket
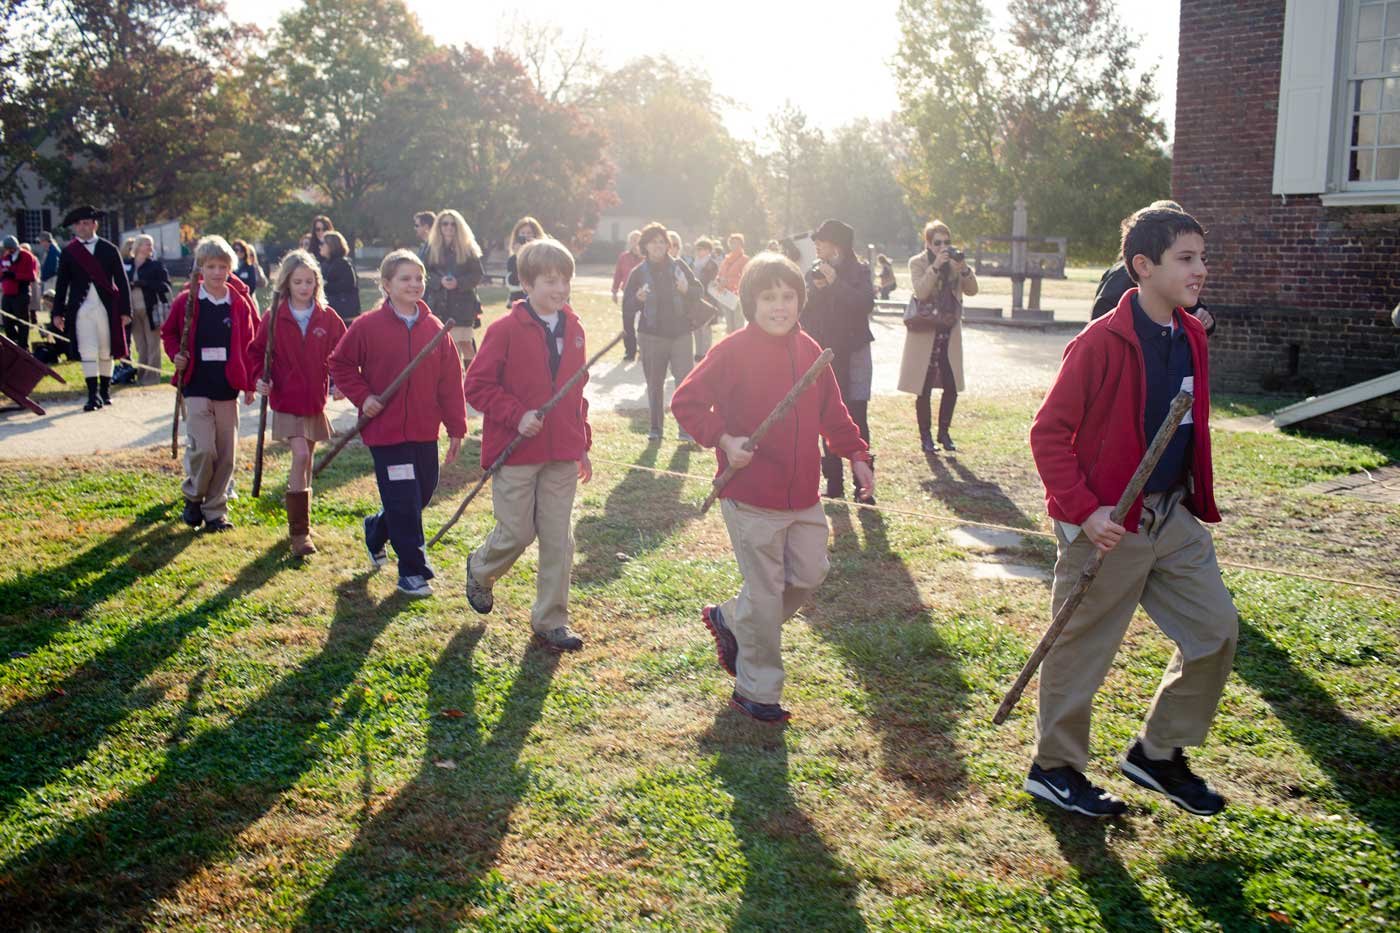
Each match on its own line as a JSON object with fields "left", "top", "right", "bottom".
{"left": 249, "top": 248, "right": 347, "bottom": 557}
{"left": 1025, "top": 208, "right": 1237, "bottom": 818}
{"left": 671, "top": 252, "right": 873, "bottom": 723}
{"left": 463, "top": 238, "right": 593, "bottom": 652}
{"left": 327, "top": 249, "right": 467, "bottom": 598}
{"left": 161, "top": 236, "right": 258, "bottom": 532}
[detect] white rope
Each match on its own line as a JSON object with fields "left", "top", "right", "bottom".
{"left": 0, "top": 307, "right": 168, "bottom": 376}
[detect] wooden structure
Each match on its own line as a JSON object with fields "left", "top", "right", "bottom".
{"left": 0, "top": 333, "right": 66, "bottom": 415}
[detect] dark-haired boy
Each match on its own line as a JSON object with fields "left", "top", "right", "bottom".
{"left": 672, "top": 252, "right": 873, "bottom": 723}
{"left": 1025, "top": 208, "right": 1237, "bottom": 818}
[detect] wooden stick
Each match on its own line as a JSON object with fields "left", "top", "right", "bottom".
{"left": 251, "top": 293, "right": 280, "bottom": 497}
{"left": 311, "top": 317, "right": 456, "bottom": 478}
{"left": 427, "top": 331, "right": 624, "bottom": 548}
{"left": 170, "top": 273, "right": 200, "bottom": 460}
{"left": 698, "top": 348, "right": 835, "bottom": 515}
{"left": 992, "top": 390, "right": 1195, "bottom": 725}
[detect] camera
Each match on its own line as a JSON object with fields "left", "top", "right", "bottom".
{"left": 944, "top": 246, "right": 965, "bottom": 264}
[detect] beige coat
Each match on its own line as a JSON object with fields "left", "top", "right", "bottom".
{"left": 898, "top": 250, "right": 971, "bottom": 394}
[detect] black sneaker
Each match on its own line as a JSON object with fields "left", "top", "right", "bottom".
{"left": 701, "top": 605, "right": 737, "bottom": 677}
{"left": 181, "top": 499, "right": 203, "bottom": 528}
{"left": 1025, "top": 763, "right": 1127, "bottom": 818}
{"left": 363, "top": 516, "right": 387, "bottom": 571}
{"left": 537, "top": 626, "right": 584, "bottom": 652}
{"left": 203, "top": 516, "right": 234, "bottom": 533}
{"left": 1120, "top": 741, "right": 1226, "bottom": 816}
{"left": 465, "top": 558, "right": 493, "bottom": 614}
{"left": 729, "top": 692, "right": 791, "bottom": 724}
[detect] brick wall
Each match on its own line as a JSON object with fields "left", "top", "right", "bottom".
{"left": 1297, "top": 390, "right": 1400, "bottom": 441}
{"left": 1174, "top": 0, "right": 1400, "bottom": 394}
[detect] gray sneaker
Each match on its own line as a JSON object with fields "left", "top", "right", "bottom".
{"left": 465, "top": 558, "right": 493, "bottom": 614}
{"left": 537, "top": 626, "right": 584, "bottom": 652}
{"left": 397, "top": 575, "right": 433, "bottom": 598}
{"left": 364, "top": 516, "right": 388, "bottom": 570}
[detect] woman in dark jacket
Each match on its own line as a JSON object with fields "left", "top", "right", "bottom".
{"left": 504, "top": 215, "right": 543, "bottom": 306}
{"left": 424, "top": 208, "right": 485, "bottom": 366}
{"left": 125, "top": 234, "right": 171, "bottom": 385}
{"left": 306, "top": 215, "right": 333, "bottom": 269}
{"left": 319, "top": 231, "right": 361, "bottom": 319}
{"left": 622, "top": 222, "right": 702, "bottom": 442}
{"left": 231, "top": 240, "right": 268, "bottom": 298}
{"left": 801, "top": 218, "right": 876, "bottom": 502}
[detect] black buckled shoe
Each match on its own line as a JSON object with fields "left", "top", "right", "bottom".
{"left": 701, "top": 605, "right": 737, "bottom": 677}
{"left": 1120, "top": 741, "right": 1226, "bottom": 816}
{"left": 1025, "top": 763, "right": 1127, "bottom": 818}
{"left": 181, "top": 498, "right": 203, "bottom": 528}
{"left": 729, "top": 692, "right": 790, "bottom": 724}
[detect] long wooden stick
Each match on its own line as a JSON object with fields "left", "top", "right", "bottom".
{"left": 251, "top": 293, "right": 281, "bottom": 497}
{"left": 427, "top": 331, "right": 624, "bottom": 548}
{"left": 311, "top": 318, "right": 456, "bottom": 478}
{"left": 698, "top": 347, "right": 835, "bottom": 515}
{"left": 170, "top": 273, "right": 200, "bottom": 460}
{"left": 992, "top": 390, "right": 1195, "bottom": 725}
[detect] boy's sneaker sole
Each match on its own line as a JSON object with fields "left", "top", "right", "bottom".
{"left": 364, "top": 517, "right": 388, "bottom": 570}
{"left": 1024, "top": 776, "right": 1118, "bottom": 818}
{"left": 701, "top": 605, "right": 737, "bottom": 677}
{"left": 465, "top": 559, "right": 493, "bottom": 614}
{"left": 1119, "top": 756, "right": 1225, "bottom": 817}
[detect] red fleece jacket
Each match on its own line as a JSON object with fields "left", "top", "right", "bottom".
{"left": 671, "top": 323, "right": 870, "bottom": 510}
{"left": 1029, "top": 288, "right": 1219, "bottom": 533}
{"left": 247, "top": 299, "right": 347, "bottom": 416}
{"left": 1, "top": 248, "right": 37, "bottom": 296}
{"left": 464, "top": 302, "right": 592, "bottom": 467}
{"left": 326, "top": 301, "right": 467, "bottom": 447}
{"left": 160, "top": 275, "right": 258, "bottom": 392}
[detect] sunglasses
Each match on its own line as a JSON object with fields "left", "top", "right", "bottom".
{"left": 930, "top": 238, "right": 950, "bottom": 246}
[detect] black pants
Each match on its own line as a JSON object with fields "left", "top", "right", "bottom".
{"left": 366, "top": 441, "right": 440, "bottom": 580}
{"left": 821, "top": 399, "right": 871, "bottom": 494}
{"left": 915, "top": 343, "right": 957, "bottom": 438}
{"left": 622, "top": 304, "right": 638, "bottom": 357}
{"left": 1, "top": 293, "right": 32, "bottom": 347}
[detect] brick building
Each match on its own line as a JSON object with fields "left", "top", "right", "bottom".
{"left": 1174, "top": 0, "right": 1400, "bottom": 434}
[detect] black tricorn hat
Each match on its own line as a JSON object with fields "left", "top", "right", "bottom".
{"left": 61, "top": 205, "right": 104, "bottom": 226}
{"left": 811, "top": 218, "right": 854, "bottom": 252}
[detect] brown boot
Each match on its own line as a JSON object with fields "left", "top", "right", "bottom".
{"left": 286, "top": 490, "right": 316, "bottom": 557}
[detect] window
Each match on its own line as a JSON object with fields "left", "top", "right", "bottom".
{"left": 14, "top": 209, "right": 50, "bottom": 243}
{"left": 1345, "top": 1, "right": 1400, "bottom": 185}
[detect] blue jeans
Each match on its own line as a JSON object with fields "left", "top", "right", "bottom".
{"left": 366, "top": 441, "right": 440, "bottom": 580}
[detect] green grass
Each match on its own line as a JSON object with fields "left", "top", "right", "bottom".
{"left": 2, "top": 313, "right": 1397, "bottom": 929}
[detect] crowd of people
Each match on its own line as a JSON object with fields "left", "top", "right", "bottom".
{"left": 0, "top": 198, "right": 1237, "bottom": 819}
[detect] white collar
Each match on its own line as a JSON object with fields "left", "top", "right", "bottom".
{"left": 199, "top": 283, "right": 232, "bottom": 305}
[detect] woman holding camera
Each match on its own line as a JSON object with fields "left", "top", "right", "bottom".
{"left": 900, "top": 220, "right": 976, "bottom": 453}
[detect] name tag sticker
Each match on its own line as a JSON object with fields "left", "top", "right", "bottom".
{"left": 387, "top": 463, "right": 415, "bottom": 482}
{"left": 201, "top": 347, "right": 227, "bottom": 362}
{"left": 1180, "top": 376, "right": 1194, "bottom": 425}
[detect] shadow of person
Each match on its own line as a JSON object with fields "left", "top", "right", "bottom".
{"left": 807, "top": 505, "right": 969, "bottom": 802}
{"left": 1036, "top": 808, "right": 1164, "bottom": 933}
{"left": 572, "top": 437, "right": 696, "bottom": 586}
{"left": 1161, "top": 856, "right": 1273, "bottom": 932}
{"left": 921, "top": 455, "right": 1039, "bottom": 530}
{"left": 700, "top": 710, "right": 866, "bottom": 932}
{"left": 0, "top": 574, "right": 397, "bottom": 927}
{"left": 292, "top": 628, "right": 560, "bottom": 930}
{"left": 1233, "top": 616, "right": 1399, "bottom": 851}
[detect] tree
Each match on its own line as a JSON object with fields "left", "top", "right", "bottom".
{"left": 761, "top": 102, "right": 825, "bottom": 235}
{"left": 895, "top": 0, "right": 1170, "bottom": 259}
{"left": 711, "top": 158, "right": 770, "bottom": 250}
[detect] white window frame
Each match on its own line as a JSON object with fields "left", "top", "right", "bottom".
{"left": 1324, "top": 0, "right": 1400, "bottom": 203}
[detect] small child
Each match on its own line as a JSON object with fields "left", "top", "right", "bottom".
{"left": 1025, "top": 207, "right": 1236, "bottom": 818}
{"left": 160, "top": 235, "right": 258, "bottom": 532}
{"left": 671, "top": 252, "right": 874, "bottom": 723}
{"left": 327, "top": 249, "right": 467, "bottom": 597}
{"left": 463, "top": 237, "right": 593, "bottom": 653}
{"left": 248, "top": 249, "right": 348, "bottom": 557}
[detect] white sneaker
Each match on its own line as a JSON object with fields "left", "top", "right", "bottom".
{"left": 397, "top": 575, "right": 433, "bottom": 598}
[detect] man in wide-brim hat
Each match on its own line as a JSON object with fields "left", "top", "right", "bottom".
{"left": 52, "top": 205, "right": 131, "bottom": 411}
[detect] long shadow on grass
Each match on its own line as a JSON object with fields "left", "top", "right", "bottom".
{"left": 808, "top": 506, "right": 969, "bottom": 800}
{"left": 0, "top": 540, "right": 283, "bottom": 816}
{"left": 1233, "top": 616, "right": 1400, "bottom": 851}
{"left": 294, "top": 627, "right": 559, "bottom": 930}
{"left": 921, "top": 455, "right": 1038, "bottom": 530}
{"left": 0, "top": 502, "right": 198, "bottom": 660}
{"left": 1037, "top": 809, "right": 1163, "bottom": 932}
{"left": 1161, "top": 856, "right": 1272, "bottom": 931}
{"left": 573, "top": 429, "right": 696, "bottom": 585}
{"left": 0, "top": 575, "right": 396, "bottom": 928}
{"left": 701, "top": 712, "right": 866, "bottom": 931}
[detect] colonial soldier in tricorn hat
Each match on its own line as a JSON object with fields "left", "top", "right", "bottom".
{"left": 52, "top": 205, "right": 131, "bottom": 411}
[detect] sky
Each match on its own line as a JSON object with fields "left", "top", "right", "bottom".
{"left": 233, "top": 0, "right": 1179, "bottom": 141}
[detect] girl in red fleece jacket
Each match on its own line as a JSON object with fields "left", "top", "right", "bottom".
{"left": 249, "top": 249, "right": 347, "bottom": 557}
{"left": 671, "top": 252, "right": 873, "bottom": 724}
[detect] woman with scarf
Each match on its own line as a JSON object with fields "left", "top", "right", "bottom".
{"left": 899, "top": 220, "right": 976, "bottom": 453}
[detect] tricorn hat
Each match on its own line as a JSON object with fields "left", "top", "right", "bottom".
{"left": 61, "top": 205, "right": 104, "bottom": 226}
{"left": 811, "top": 218, "right": 854, "bottom": 252}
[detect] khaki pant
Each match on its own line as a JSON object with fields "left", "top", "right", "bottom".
{"left": 1035, "top": 488, "right": 1239, "bottom": 771}
{"left": 182, "top": 396, "right": 239, "bottom": 521}
{"left": 129, "top": 305, "right": 162, "bottom": 385}
{"left": 719, "top": 500, "right": 830, "bottom": 704}
{"left": 76, "top": 289, "right": 112, "bottom": 379}
{"left": 469, "top": 460, "right": 578, "bottom": 634}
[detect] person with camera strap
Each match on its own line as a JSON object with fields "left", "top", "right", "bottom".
{"left": 900, "top": 220, "right": 977, "bottom": 453}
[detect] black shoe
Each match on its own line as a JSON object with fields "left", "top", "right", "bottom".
{"left": 363, "top": 516, "right": 388, "bottom": 570}
{"left": 181, "top": 499, "right": 203, "bottom": 528}
{"left": 729, "top": 692, "right": 790, "bottom": 724}
{"left": 701, "top": 605, "right": 737, "bottom": 677}
{"left": 465, "top": 558, "right": 493, "bottom": 614}
{"left": 822, "top": 481, "right": 843, "bottom": 500}
{"left": 623, "top": 353, "right": 636, "bottom": 363}
{"left": 1025, "top": 763, "right": 1127, "bottom": 818}
{"left": 98, "top": 376, "right": 113, "bottom": 405}
{"left": 854, "top": 488, "right": 877, "bottom": 506}
{"left": 937, "top": 432, "right": 957, "bottom": 452}
{"left": 920, "top": 433, "right": 939, "bottom": 454}
{"left": 1120, "top": 742, "right": 1226, "bottom": 816}
{"left": 203, "top": 516, "right": 234, "bottom": 533}
{"left": 537, "top": 626, "right": 584, "bottom": 652}
{"left": 83, "top": 376, "right": 103, "bottom": 411}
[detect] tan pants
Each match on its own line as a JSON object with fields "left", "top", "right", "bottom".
{"left": 181, "top": 396, "right": 240, "bottom": 521}
{"left": 129, "top": 305, "right": 162, "bottom": 385}
{"left": 1034, "top": 488, "right": 1239, "bottom": 771}
{"left": 469, "top": 460, "right": 578, "bottom": 634}
{"left": 76, "top": 289, "right": 112, "bottom": 379}
{"left": 719, "top": 500, "right": 830, "bottom": 704}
